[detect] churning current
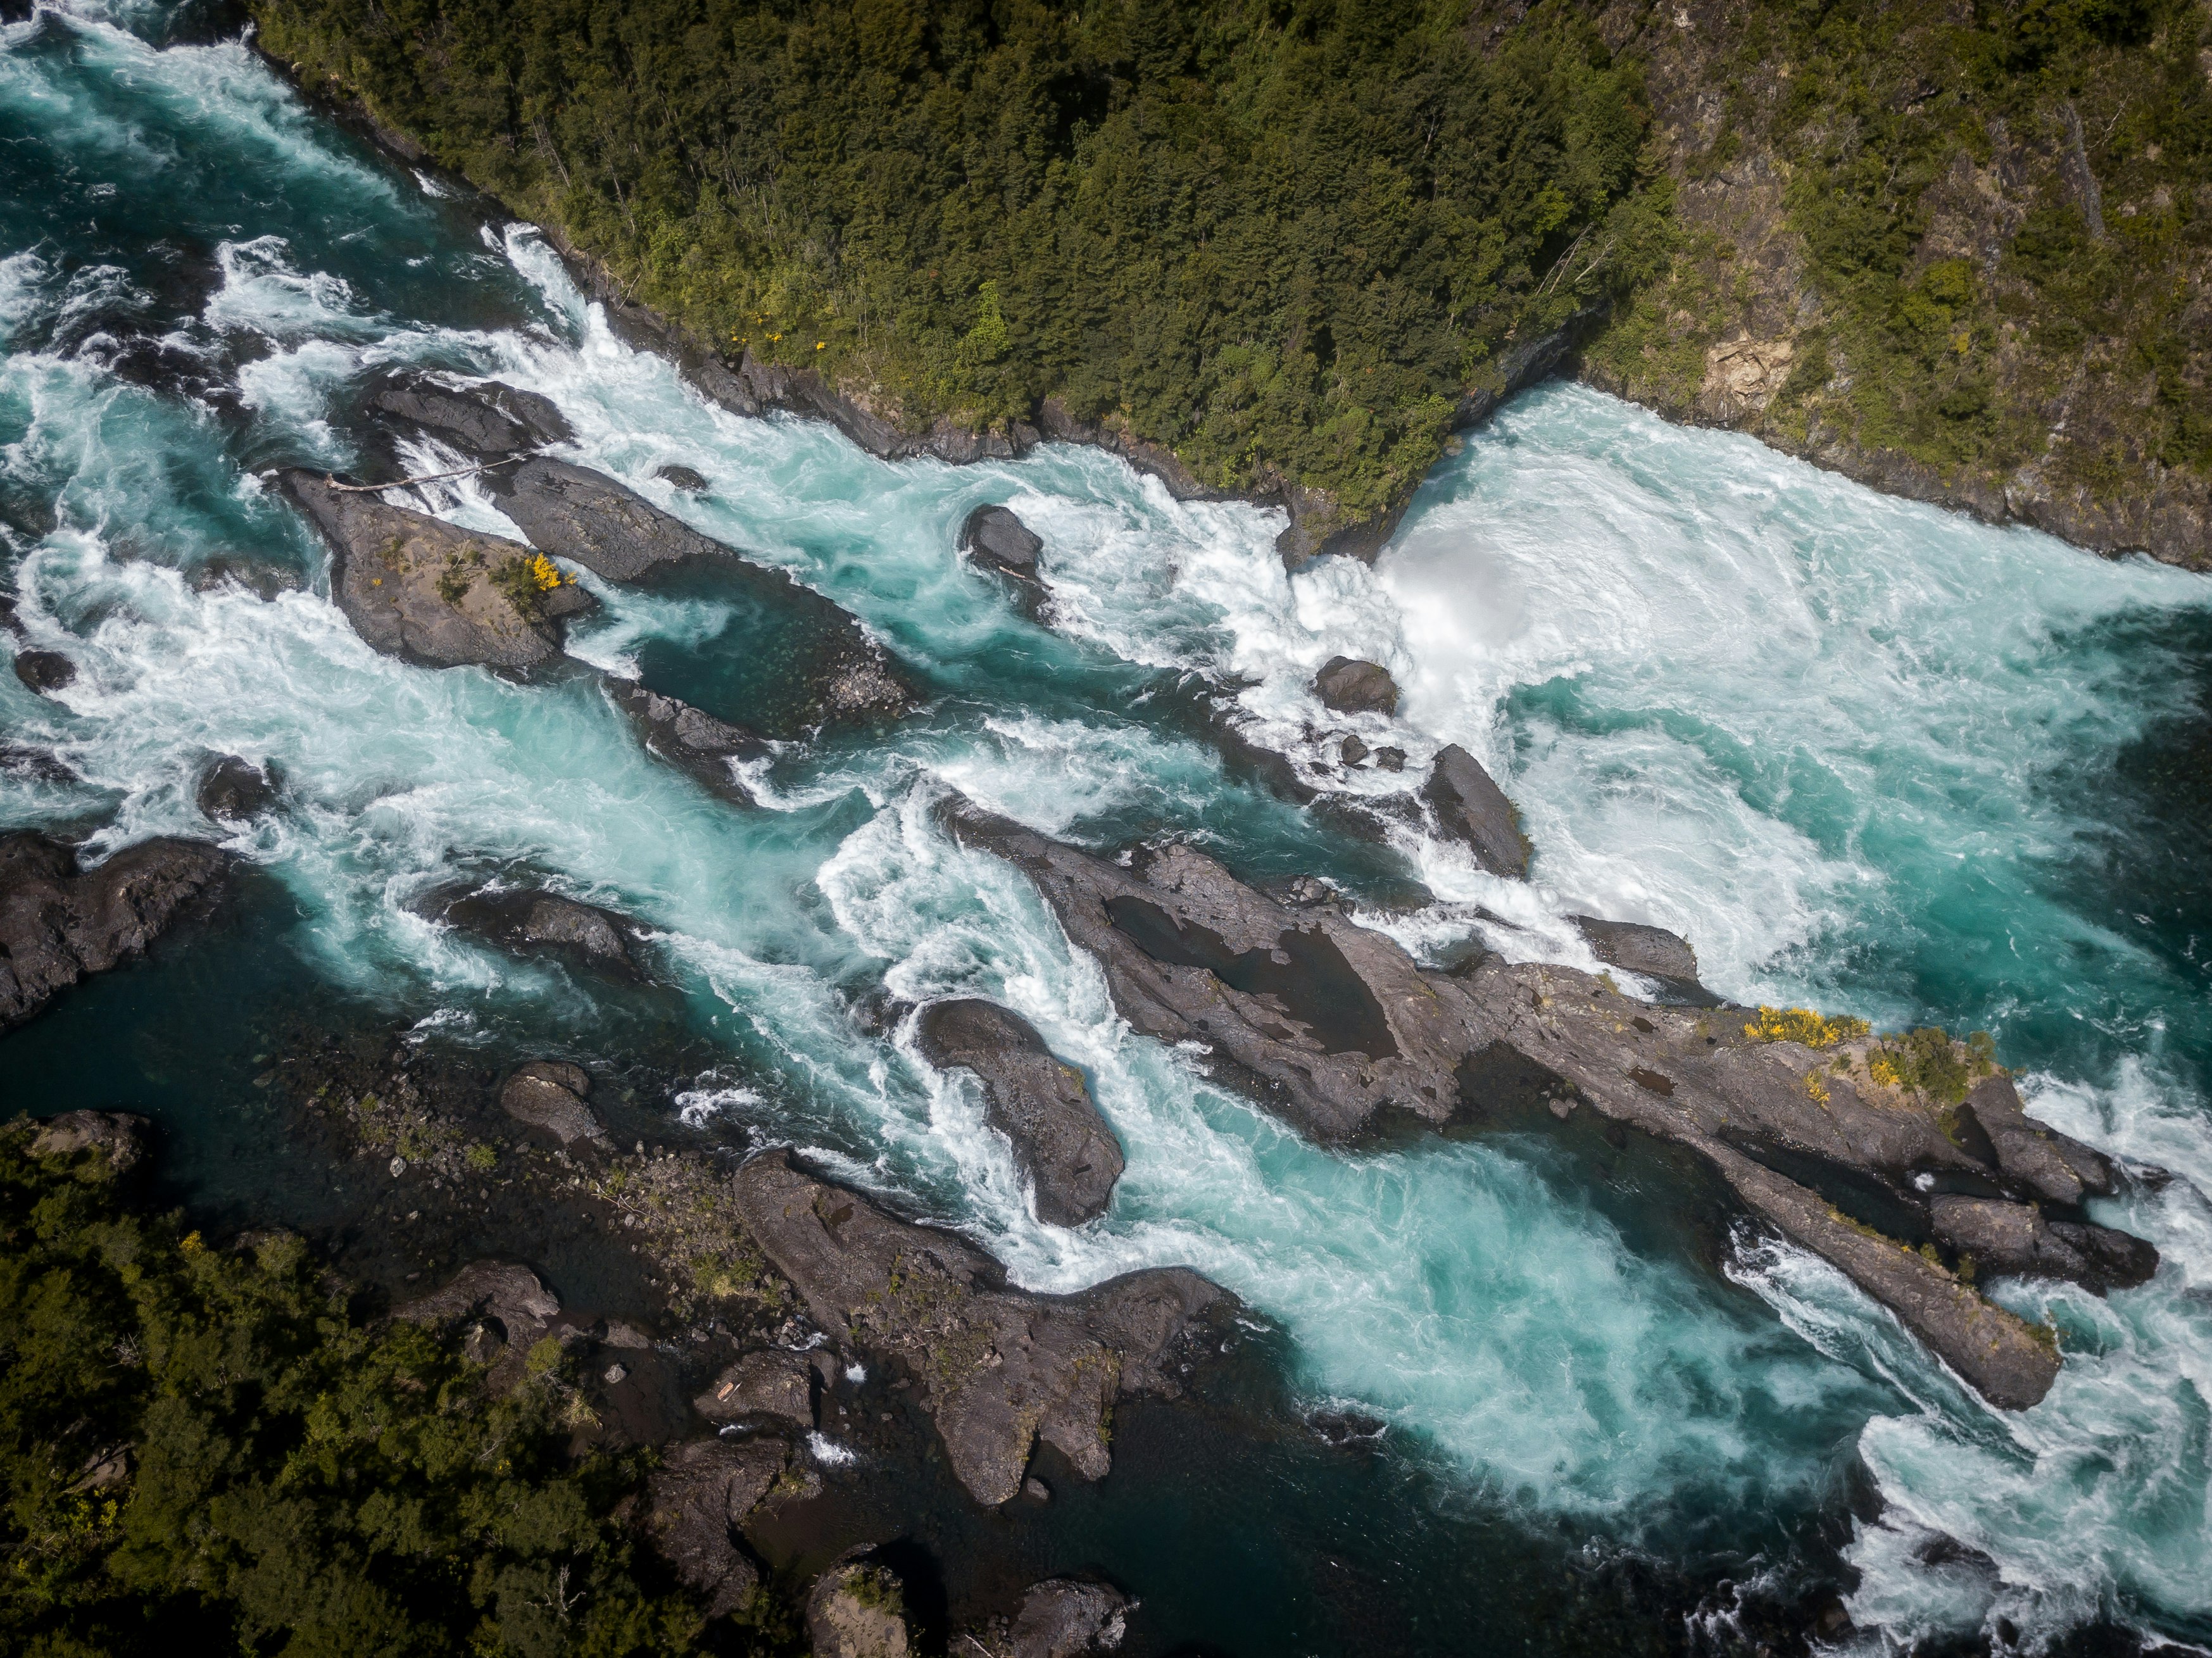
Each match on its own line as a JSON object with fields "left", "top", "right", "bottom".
{"left": 4, "top": 6, "right": 2211, "bottom": 1652}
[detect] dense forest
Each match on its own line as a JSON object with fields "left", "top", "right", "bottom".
{"left": 245, "top": 0, "right": 2210, "bottom": 555}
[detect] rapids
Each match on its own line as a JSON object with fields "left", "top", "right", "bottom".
{"left": 4, "top": 4, "right": 2210, "bottom": 1652}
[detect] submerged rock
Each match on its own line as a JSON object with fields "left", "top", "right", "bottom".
{"left": 959, "top": 503, "right": 1044, "bottom": 581}
{"left": 367, "top": 373, "right": 574, "bottom": 461}
{"left": 808, "top": 1554, "right": 911, "bottom": 1658}
{"left": 278, "top": 471, "right": 588, "bottom": 672}
{"left": 608, "top": 681, "right": 765, "bottom": 803}
{"left": 1422, "top": 744, "right": 1530, "bottom": 878}
{"left": 1571, "top": 915, "right": 1701, "bottom": 986}
{"left": 196, "top": 753, "right": 280, "bottom": 823}
{"left": 1008, "top": 1579, "right": 1129, "bottom": 1658}
{"left": 13, "top": 647, "right": 76, "bottom": 694}
{"left": 648, "top": 1436, "right": 793, "bottom": 1619}
{"left": 1, "top": 832, "right": 227, "bottom": 1029}
{"left": 918, "top": 998, "right": 1125, "bottom": 1225}
{"left": 732, "top": 1148, "right": 1229, "bottom": 1505}
{"left": 498, "top": 1060, "right": 608, "bottom": 1146}
{"left": 1310, "top": 656, "right": 1398, "bottom": 716}
{"left": 431, "top": 884, "right": 645, "bottom": 980}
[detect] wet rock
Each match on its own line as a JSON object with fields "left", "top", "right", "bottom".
{"left": 195, "top": 754, "right": 280, "bottom": 823}
{"left": 1, "top": 832, "right": 227, "bottom": 1029}
{"left": 657, "top": 463, "right": 710, "bottom": 493}
{"left": 1374, "top": 746, "right": 1406, "bottom": 773}
{"left": 29, "top": 1110, "right": 149, "bottom": 1176}
{"left": 959, "top": 503, "right": 1045, "bottom": 581}
{"left": 432, "top": 884, "right": 644, "bottom": 980}
{"left": 917, "top": 999, "right": 1125, "bottom": 1226}
{"left": 0, "top": 743, "right": 77, "bottom": 784}
{"left": 1422, "top": 744, "right": 1530, "bottom": 878}
{"left": 277, "top": 471, "right": 581, "bottom": 672}
{"left": 13, "top": 648, "right": 76, "bottom": 694}
{"left": 608, "top": 681, "right": 765, "bottom": 803}
{"left": 808, "top": 1554, "right": 911, "bottom": 1658}
{"left": 647, "top": 1435, "right": 791, "bottom": 1618}
{"left": 398, "top": 1260, "right": 560, "bottom": 1390}
{"left": 1959, "top": 1074, "right": 2115, "bottom": 1205}
{"left": 1930, "top": 1195, "right": 2158, "bottom": 1293}
{"left": 694, "top": 1349, "right": 815, "bottom": 1428}
{"left": 1571, "top": 915, "right": 1700, "bottom": 985}
{"left": 1310, "top": 656, "right": 1398, "bottom": 716}
{"left": 1008, "top": 1579, "right": 1129, "bottom": 1658}
{"left": 732, "top": 1148, "right": 1231, "bottom": 1506}
{"left": 367, "top": 373, "right": 574, "bottom": 460}
{"left": 1340, "top": 734, "right": 1369, "bottom": 767}
{"left": 498, "top": 1060, "right": 608, "bottom": 1147}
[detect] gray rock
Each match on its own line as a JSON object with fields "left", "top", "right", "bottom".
{"left": 1340, "top": 734, "right": 1369, "bottom": 767}
{"left": 1009, "top": 1579, "right": 1129, "bottom": 1658}
{"left": 1930, "top": 1195, "right": 2158, "bottom": 1292}
{"left": 13, "top": 648, "right": 76, "bottom": 694}
{"left": 28, "top": 1110, "right": 150, "bottom": 1176}
{"left": 434, "top": 884, "right": 644, "bottom": 980}
{"left": 647, "top": 1436, "right": 791, "bottom": 1618}
{"left": 1374, "top": 746, "right": 1406, "bottom": 772}
{"left": 277, "top": 471, "right": 582, "bottom": 672}
{"left": 196, "top": 754, "right": 280, "bottom": 823}
{"left": 1310, "top": 656, "right": 1398, "bottom": 715}
{"left": 1570, "top": 915, "right": 1700, "bottom": 984}
{"left": 807, "top": 1555, "right": 911, "bottom": 1658}
{"left": 482, "top": 456, "right": 724, "bottom": 584}
{"left": 1, "top": 833, "right": 227, "bottom": 1029}
{"left": 694, "top": 1349, "right": 815, "bottom": 1428}
{"left": 960, "top": 503, "right": 1045, "bottom": 580}
{"left": 498, "top": 1061, "right": 608, "bottom": 1146}
{"left": 367, "top": 374, "right": 574, "bottom": 460}
{"left": 1422, "top": 745, "right": 1530, "bottom": 877}
{"left": 1959, "top": 1074, "right": 2115, "bottom": 1205}
{"left": 657, "top": 463, "right": 710, "bottom": 493}
{"left": 732, "top": 1148, "right": 1230, "bottom": 1505}
{"left": 608, "top": 681, "right": 765, "bottom": 803}
{"left": 918, "top": 999, "right": 1125, "bottom": 1226}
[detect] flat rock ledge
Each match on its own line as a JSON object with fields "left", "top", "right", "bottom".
{"left": 1, "top": 832, "right": 227, "bottom": 1029}
{"left": 918, "top": 998, "right": 1126, "bottom": 1226}
{"left": 732, "top": 1148, "right": 1231, "bottom": 1505}
{"left": 943, "top": 796, "right": 2157, "bottom": 1410}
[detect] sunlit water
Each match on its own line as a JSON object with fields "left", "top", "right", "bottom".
{"left": 5, "top": 6, "right": 2211, "bottom": 1651}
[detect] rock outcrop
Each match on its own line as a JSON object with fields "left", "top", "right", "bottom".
{"left": 1, "top": 832, "right": 227, "bottom": 1029}
{"left": 917, "top": 999, "right": 1125, "bottom": 1226}
{"left": 398, "top": 1259, "right": 561, "bottom": 1390}
{"left": 498, "top": 1060, "right": 608, "bottom": 1146}
{"left": 959, "top": 504, "right": 1045, "bottom": 582}
{"left": 646, "top": 1436, "right": 793, "bottom": 1619}
{"left": 1423, "top": 745, "right": 1530, "bottom": 878}
{"left": 28, "top": 1110, "right": 151, "bottom": 1175}
{"left": 277, "top": 471, "right": 591, "bottom": 671}
{"left": 943, "top": 797, "right": 2156, "bottom": 1410}
{"left": 656, "top": 463, "right": 709, "bottom": 493}
{"left": 694, "top": 1348, "right": 816, "bottom": 1428}
{"left": 1007, "top": 1579, "right": 1130, "bottom": 1658}
{"left": 367, "top": 372, "right": 574, "bottom": 461}
{"left": 1310, "top": 656, "right": 1398, "bottom": 717}
{"left": 196, "top": 754, "right": 280, "bottom": 823}
{"left": 732, "top": 1148, "right": 1229, "bottom": 1505}
{"left": 607, "top": 681, "right": 765, "bottom": 803}
{"left": 807, "top": 1554, "right": 912, "bottom": 1658}
{"left": 430, "top": 883, "right": 645, "bottom": 980}
{"left": 1570, "top": 915, "right": 1704, "bottom": 990}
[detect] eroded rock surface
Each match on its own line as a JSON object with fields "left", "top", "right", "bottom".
{"left": 694, "top": 1348, "right": 815, "bottom": 1428}
{"left": 498, "top": 1060, "right": 608, "bottom": 1146}
{"left": 1311, "top": 656, "right": 1398, "bottom": 716}
{"left": 1, "top": 832, "right": 227, "bottom": 1029}
{"left": 918, "top": 998, "right": 1124, "bottom": 1225}
{"left": 1423, "top": 745, "right": 1530, "bottom": 878}
{"left": 367, "top": 372, "right": 574, "bottom": 461}
{"left": 1008, "top": 1579, "right": 1130, "bottom": 1658}
{"left": 398, "top": 1259, "right": 560, "bottom": 1390}
{"left": 13, "top": 648, "right": 76, "bottom": 694}
{"left": 647, "top": 1435, "right": 792, "bottom": 1618}
{"left": 1570, "top": 915, "right": 1701, "bottom": 986}
{"left": 608, "top": 681, "right": 765, "bottom": 803}
{"left": 732, "top": 1148, "right": 1229, "bottom": 1505}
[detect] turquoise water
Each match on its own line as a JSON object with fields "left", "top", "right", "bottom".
{"left": 5, "top": 5, "right": 2211, "bottom": 1651}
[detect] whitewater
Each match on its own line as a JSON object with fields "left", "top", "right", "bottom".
{"left": 5, "top": 6, "right": 2211, "bottom": 1651}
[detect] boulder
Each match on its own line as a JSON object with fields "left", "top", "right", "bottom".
{"left": 1, "top": 832, "right": 227, "bottom": 1029}
{"left": 732, "top": 1148, "right": 1230, "bottom": 1506}
{"left": 498, "top": 1061, "right": 608, "bottom": 1147}
{"left": 646, "top": 1436, "right": 791, "bottom": 1618}
{"left": 399, "top": 1260, "right": 560, "bottom": 1390}
{"left": 367, "top": 374, "right": 574, "bottom": 460}
{"left": 1310, "top": 656, "right": 1398, "bottom": 716}
{"left": 13, "top": 648, "right": 76, "bottom": 694}
{"left": 1340, "top": 734, "right": 1369, "bottom": 767}
{"left": 1958, "top": 1074, "right": 2115, "bottom": 1205}
{"left": 959, "top": 503, "right": 1045, "bottom": 581}
{"left": 1570, "top": 915, "right": 1700, "bottom": 985}
{"left": 1374, "top": 746, "right": 1406, "bottom": 773}
{"left": 432, "top": 884, "right": 644, "bottom": 980}
{"left": 1930, "top": 1195, "right": 2158, "bottom": 1292}
{"left": 277, "top": 471, "right": 583, "bottom": 672}
{"left": 807, "top": 1555, "right": 911, "bottom": 1658}
{"left": 657, "top": 463, "right": 710, "bottom": 493}
{"left": 29, "top": 1110, "right": 150, "bottom": 1176}
{"left": 1008, "top": 1579, "right": 1129, "bottom": 1658}
{"left": 918, "top": 999, "right": 1125, "bottom": 1226}
{"left": 196, "top": 754, "right": 280, "bottom": 823}
{"left": 694, "top": 1349, "right": 815, "bottom": 1428}
{"left": 608, "top": 681, "right": 765, "bottom": 803}
{"left": 1422, "top": 745, "right": 1530, "bottom": 877}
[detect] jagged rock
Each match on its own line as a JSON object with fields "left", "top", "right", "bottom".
{"left": 367, "top": 373, "right": 574, "bottom": 460}
{"left": 1008, "top": 1579, "right": 1129, "bottom": 1658}
{"left": 1571, "top": 915, "right": 1700, "bottom": 985}
{"left": 1422, "top": 745, "right": 1530, "bottom": 877}
{"left": 498, "top": 1060, "right": 608, "bottom": 1146}
{"left": 1, "top": 833, "right": 227, "bottom": 1029}
{"left": 808, "top": 1555, "right": 912, "bottom": 1658}
{"left": 1959, "top": 1074, "right": 2114, "bottom": 1205}
{"left": 694, "top": 1349, "right": 816, "bottom": 1428}
{"left": 959, "top": 503, "right": 1045, "bottom": 581}
{"left": 277, "top": 471, "right": 584, "bottom": 671}
{"left": 647, "top": 1436, "right": 791, "bottom": 1619}
{"left": 918, "top": 999, "right": 1125, "bottom": 1226}
{"left": 13, "top": 648, "right": 76, "bottom": 694}
{"left": 657, "top": 463, "right": 710, "bottom": 493}
{"left": 29, "top": 1110, "right": 149, "bottom": 1175}
{"left": 399, "top": 1260, "right": 560, "bottom": 1390}
{"left": 432, "top": 884, "right": 644, "bottom": 980}
{"left": 196, "top": 754, "right": 280, "bottom": 823}
{"left": 732, "top": 1148, "right": 1229, "bottom": 1505}
{"left": 1310, "top": 656, "right": 1398, "bottom": 716}
{"left": 608, "top": 681, "right": 765, "bottom": 803}
{"left": 1930, "top": 1195, "right": 2158, "bottom": 1292}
